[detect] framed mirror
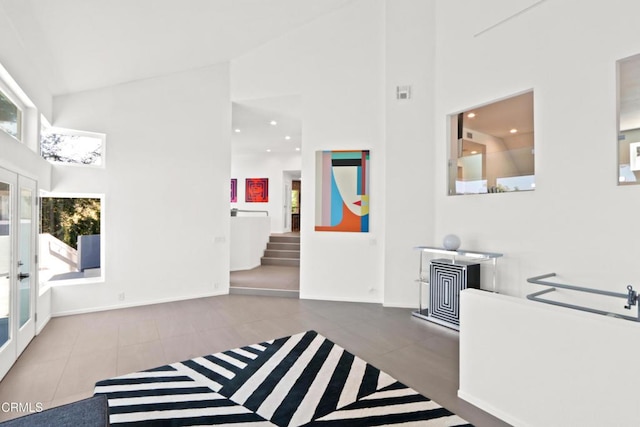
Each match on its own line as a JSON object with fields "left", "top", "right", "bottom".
{"left": 618, "top": 53, "right": 640, "bottom": 185}
{"left": 448, "top": 91, "right": 535, "bottom": 195}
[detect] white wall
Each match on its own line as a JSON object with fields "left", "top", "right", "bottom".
{"left": 460, "top": 289, "right": 640, "bottom": 426}
{"left": 434, "top": 0, "right": 640, "bottom": 298}
{"left": 231, "top": 152, "right": 301, "bottom": 233}
{"left": 383, "top": 0, "right": 436, "bottom": 307}
{"left": 49, "top": 64, "right": 231, "bottom": 315}
{"left": 232, "top": 0, "right": 386, "bottom": 303}
{"left": 0, "top": 4, "right": 52, "bottom": 121}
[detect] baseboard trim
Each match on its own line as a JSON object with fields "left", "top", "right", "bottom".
{"left": 457, "top": 389, "right": 525, "bottom": 427}
{"left": 36, "top": 315, "right": 52, "bottom": 335}
{"left": 229, "top": 287, "right": 299, "bottom": 298}
{"left": 51, "top": 289, "right": 229, "bottom": 317}
{"left": 300, "top": 293, "right": 382, "bottom": 304}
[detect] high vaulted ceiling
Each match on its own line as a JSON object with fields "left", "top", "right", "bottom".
{"left": 0, "top": 0, "right": 356, "bottom": 96}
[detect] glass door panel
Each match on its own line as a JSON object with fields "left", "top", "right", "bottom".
{"left": 0, "top": 182, "right": 10, "bottom": 348}
{"left": 19, "top": 188, "right": 32, "bottom": 327}
{"left": 16, "top": 176, "right": 35, "bottom": 356}
{"left": 0, "top": 168, "right": 16, "bottom": 381}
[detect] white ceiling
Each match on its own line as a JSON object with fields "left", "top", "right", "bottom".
{"left": 232, "top": 96, "right": 302, "bottom": 155}
{"left": 0, "top": 0, "right": 355, "bottom": 96}
{"left": 0, "top": 0, "right": 349, "bottom": 155}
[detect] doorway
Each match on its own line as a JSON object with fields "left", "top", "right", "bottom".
{"left": 291, "top": 180, "right": 301, "bottom": 232}
{"left": 0, "top": 168, "right": 37, "bottom": 380}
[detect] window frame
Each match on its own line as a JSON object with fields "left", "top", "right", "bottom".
{"left": 0, "top": 81, "right": 24, "bottom": 142}
{"left": 38, "top": 192, "right": 105, "bottom": 289}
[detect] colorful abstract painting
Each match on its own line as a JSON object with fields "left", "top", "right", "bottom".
{"left": 315, "top": 150, "right": 369, "bottom": 232}
{"left": 230, "top": 179, "right": 237, "bottom": 203}
{"left": 245, "top": 178, "right": 269, "bottom": 202}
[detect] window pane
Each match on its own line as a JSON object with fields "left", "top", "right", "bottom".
{"left": 41, "top": 131, "right": 103, "bottom": 166}
{"left": 0, "top": 90, "right": 21, "bottom": 140}
{"left": 39, "top": 197, "right": 101, "bottom": 282}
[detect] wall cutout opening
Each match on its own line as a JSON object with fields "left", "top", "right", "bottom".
{"left": 618, "top": 53, "right": 640, "bottom": 185}
{"left": 448, "top": 91, "right": 535, "bottom": 195}
{"left": 39, "top": 195, "right": 103, "bottom": 283}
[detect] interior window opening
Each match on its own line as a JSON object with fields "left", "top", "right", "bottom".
{"left": 39, "top": 195, "right": 103, "bottom": 283}
{"left": 448, "top": 91, "right": 535, "bottom": 195}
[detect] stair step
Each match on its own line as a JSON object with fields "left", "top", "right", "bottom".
{"left": 269, "top": 235, "right": 300, "bottom": 244}
{"left": 267, "top": 242, "right": 300, "bottom": 251}
{"left": 264, "top": 249, "right": 300, "bottom": 259}
{"left": 261, "top": 257, "right": 300, "bottom": 267}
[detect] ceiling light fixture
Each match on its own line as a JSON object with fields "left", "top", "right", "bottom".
{"left": 285, "top": 135, "right": 291, "bottom": 140}
{"left": 467, "top": 112, "right": 476, "bottom": 118}
{"left": 266, "top": 149, "right": 272, "bottom": 152}
{"left": 234, "top": 128, "right": 241, "bottom": 133}
{"left": 270, "top": 120, "right": 277, "bottom": 126}
{"left": 510, "top": 128, "right": 518, "bottom": 134}
{"left": 295, "top": 147, "right": 300, "bottom": 151}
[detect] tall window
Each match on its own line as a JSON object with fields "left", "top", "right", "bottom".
{"left": 0, "top": 88, "right": 22, "bottom": 140}
{"left": 40, "top": 127, "right": 104, "bottom": 166}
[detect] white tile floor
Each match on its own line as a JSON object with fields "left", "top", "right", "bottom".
{"left": 0, "top": 293, "right": 510, "bottom": 426}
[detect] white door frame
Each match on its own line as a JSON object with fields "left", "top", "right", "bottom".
{"left": 0, "top": 167, "right": 17, "bottom": 380}
{"left": 0, "top": 168, "right": 38, "bottom": 380}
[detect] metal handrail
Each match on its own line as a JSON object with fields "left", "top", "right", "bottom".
{"left": 231, "top": 209, "right": 269, "bottom": 216}
{"left": 526, "top": 273, "right": 639, "bottom": 322}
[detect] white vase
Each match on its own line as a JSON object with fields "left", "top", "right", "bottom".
{"left": 442, "top": 234, "right": 461, "bottom": 251}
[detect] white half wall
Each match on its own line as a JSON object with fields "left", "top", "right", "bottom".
{"left": 49, "top": 64, "right": 231, "bottom": 315}
{"left": 230, "top": 217, "right": 270, "bottom": 271}
{"left": 459, "top": 289, "right": 640, "bottom": 426}
{"left": 232, "top": 0, "right": 386, "bottom": 303}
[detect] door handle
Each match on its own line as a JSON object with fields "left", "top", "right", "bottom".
{"left": 17, "top": 272, "right": 30, "bottom": 281}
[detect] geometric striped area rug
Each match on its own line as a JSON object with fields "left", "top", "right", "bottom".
{"left": 94, "top": 330, "right": 471, "bottom": 426}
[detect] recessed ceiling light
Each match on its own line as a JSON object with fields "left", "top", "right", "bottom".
{"left": 471, "top": 151, "right": 478, "bottom": 154}
{"left": 295, "top": 147, "right": 300, "bottom": 151}
{"left": 510, "top": 128, "right": 518, "bottom": 134}
{"left": 285, "top": 135, "right": 291, "bottom": 140}
{"left": 266, "top": 149, "right": 272, "bottom": 152}
{"left": 467, "top": 113, "right": 476, "bottom": 118}
{"left": 234, "top": 128, "right": 241, "bottom": 133}
{"left": 270, "top": 120, "right": 277, "bottom": 126}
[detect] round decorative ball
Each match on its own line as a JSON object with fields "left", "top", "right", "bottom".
{"left": 442, "top": 234, "right": 461, "bottom": 251}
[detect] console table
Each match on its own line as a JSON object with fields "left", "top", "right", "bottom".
{"left": 413, "top": 246, "right": 503, "bottom": 330}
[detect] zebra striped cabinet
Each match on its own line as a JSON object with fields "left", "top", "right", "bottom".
{"left": 427, "top": 259, "right": 480, "bottom": 330}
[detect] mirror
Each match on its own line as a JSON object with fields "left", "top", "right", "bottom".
{"left": 618, "top": 53, "right": 640, "bottom": 185}
{"left": 448, "top": 91, "right": 535, "bottom": 195}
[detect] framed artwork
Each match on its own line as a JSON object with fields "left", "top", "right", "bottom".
{"left": 245, "top": 178, "right": 269, "bottom": 202}
{"left": 630, "top": 142, "right": 640, "bottom": 171}
{"left": 315, "top": 150, "right": 369, "bottom": 232}
{"left": 230, "top": 178, "right": 237, "bottom": 203}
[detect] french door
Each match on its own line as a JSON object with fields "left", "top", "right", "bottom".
{"left": 0, "top": 168, "right": 37, "bottom": 379}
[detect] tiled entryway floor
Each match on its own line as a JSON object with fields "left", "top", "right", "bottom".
{"left": 0, "top": 294, "right": 510, "bottom": 426}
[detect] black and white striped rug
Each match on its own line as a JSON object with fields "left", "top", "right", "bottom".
{"left": 94, "top": 330, "right": 471, "bottom": 426}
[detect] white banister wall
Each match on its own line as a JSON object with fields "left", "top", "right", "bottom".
{"left": 230, "top": 216, "right": 270, "bottom": 271}
{"left": 459, "top": 289, "right": 640, "bottom": 427}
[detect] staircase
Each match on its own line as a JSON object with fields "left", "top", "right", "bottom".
{"left": 261, "top": 234, "right": 300, "bottom": 267}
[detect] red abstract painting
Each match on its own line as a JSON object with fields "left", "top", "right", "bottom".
{"left": 245, "top": 178, "right": 269, "bottom": 202}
